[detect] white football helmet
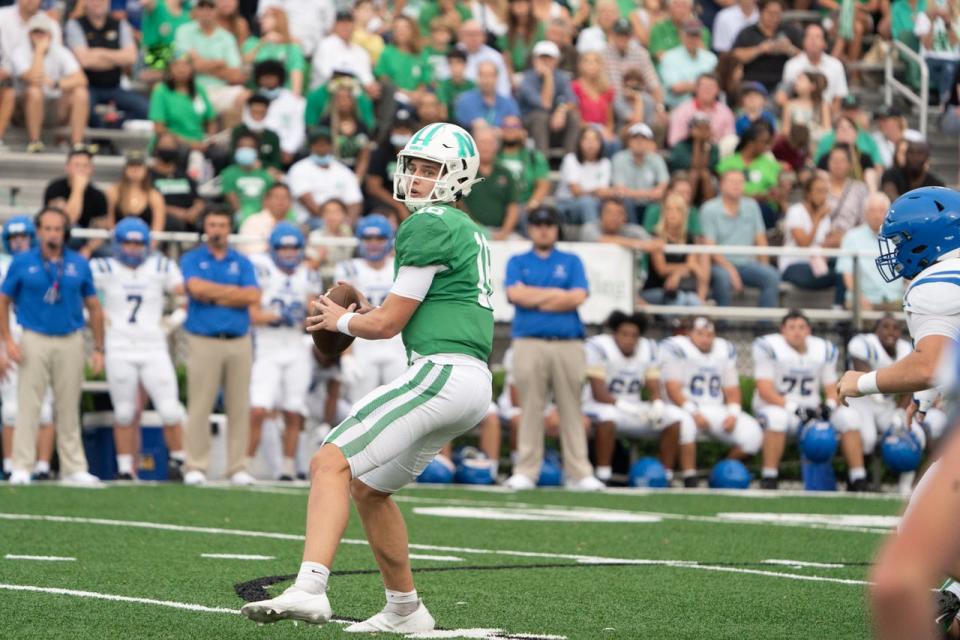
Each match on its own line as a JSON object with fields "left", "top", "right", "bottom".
{"left": 393, "top": 122, "right": 482, "bottom": 212}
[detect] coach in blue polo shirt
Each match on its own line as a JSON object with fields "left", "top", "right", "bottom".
{"left": 503, "top": 206, "right": 601, "bottom": 491}
{"left": 180, "top": 207, "right": 260, "bottom": 486}
{"left": 0, "top": 206, "right": 105, "bottom": 486}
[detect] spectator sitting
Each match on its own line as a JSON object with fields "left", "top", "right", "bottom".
{"left": 631, "top": 0, "right": 667, "bottom": 47}
{"left": 221, "top": 131, "right": 275, "bottom": 227}
{"left": 0, "top": 0, "right": 64, "bottom": 64}
{"left": 872, "top": 106, "right": 913, "bottom": 168}
{"left": 436, "top": 49, "right": 474, "bottom": 118}
{"left": 310, "top": 10, "right": 378, "bottom": 98}
{"left": 248, "top": 60, "right": 305, "bottom": 167}
{"left": 916, "top": 1, "right": 960, "bottom": 105}
{"left": 215, "top": 0, "right": 250, "bottom": 48}
{"left": 572, "top": 51, "right": 618, "bottom": 148}
{"left": 418, "top": 0, "right": 471, "bottom": 36}
{"left": 667, "top": 73, "right": 735, "bottom": 146}
{"left": 148, "top": 54, "right": 217, "bottom": 152}
{"left": 517, "top": 39, "right": 581, "bottom": 154}
{"left": 365, "top": 110, "right": 418, "bottom": 220}
{"left": 556, "top": 126, "right": 613, "bottom": 224}
{"left": 611, "top": 123, "right": 669, "bottom": 224}
{"left": 892, "top": 0, "right": 927, "bottom": 90}
{"left": 581, "top": 196, "right": 665, "bottom": 253}
{"left": 374, "top": 15, "right": 432, "bottom": 105}
{"left": 173, "top": 0, "right": 248, "bottom": 119}
{"left": 715, "top": 120, "right": 784, "bottom": 229}
{"left": 881, "top": 138, "right": 945, "bottom": 199}
{"left": 497, "top": 115, "right": 552, "bottom": 213}
{"left": 731, "top": 0, "right": 801, "bottom": 93}
{"left": 107, "top": 152, "right": 166, "bottom": 237}
{"left": 140, "top": 0, "right": 191, "bottom": 81}
{"left": 498, "top": 0, "right": 546, "bottom": 77}
{"left": 660, "top": 18, "right": 718, "bottom": 109}
{"left": 701, "top": 169, "right": 781, "bottom": 307}
{"left": 44, "top": 147, "right": 109, "bottom": 258}
{"left": 712, "top": 0, "right": 759, "bottom": 54}
{"left": 415, "top": 90, "right": 445, "bottom": 126}
{"left": 287, "top": 126, "right": 363, "bottom": 224}
{"left": 351, "top": 0, "right": 386, "bottom": 67}
{"left": 257, "top": 0, "right": 334, "bottom": 61}
{"left": 237, "top": 182, "right": 297, "bottom": 255}
{"left": 643, "top": 172, "right": 705, "bottom": 238}
{"left": 577, "top": 0, "right": 620, "bottom": 53}
{"left": 734, "top": 81, "right": 778, "bottom": 137}
{"left": 454, "top": 60, "right": 520, "bottom": 129}
{"left": 822, "top": 143, "right": 870, "bottom": 239}
{"left": 772, "top": 123, "right": 813, "bottom": 182}
{"left": 780, "top": 23, "right": 849, "bottom": 111}
{"left": 837, "top": 192, "right": 905, "bottom": 311}
{"left": 462, "top": 126, "right": 521, "bottom": 240}
{"left": 149, "top": 133, "right": 204, "bottom": 232}
{"left": 8, "top": 13, "right": 89, "bottom": 152}
{"left": 304, "top": 70, "right": 376, "bottom": 132}
{"left": 423, "top": 16, "right": 453, "bottom": 82}
{"left": 648, "top": 0, "right": 710, "bottom": 61}
{"left": 613, "top": 68, "right": 660, "bottom": 130}
{"left": 669, "top": 117, "right": 717, "bottom": 205}
{"left": 65, "top": 0, "right": 147, "bottom": 129}
{"left": 641, "top": 193, "right": 709, "bottom": 305}
{"left": 459, "top": 19, "right": 511, "bottom": 97}
{"left": 307, "top": 198, "right": 355, "bottom": 277}
{"left": 781, "top": 70, "right": 830, "bottom": 144}
{"left": 544, "top": 15, "right": 579, "bottom": 74}
{"left": 234, "top": 94, "right": 283, "bottom": 177}
{"left": 242, "top": 6, "right": 305, "bottom": 95}
{"left": 319, "top": 79, "right": 373, "bottom": 179}
{"left": 815, "top": 116, "right": 881, "bottom": 190}
{"left": 779, "top": 174, "right": 840, "bottom": 296}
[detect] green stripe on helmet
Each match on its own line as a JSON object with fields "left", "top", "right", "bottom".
{"left": 452, "top": 131, "right": 476, "bottom": 157}
{"left": 408, "top": 123, "right": 444, "bottom": 151}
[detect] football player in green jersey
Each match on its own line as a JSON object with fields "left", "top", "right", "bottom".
{"left": 241, "top": 123, "right": 494, "bottom": 634}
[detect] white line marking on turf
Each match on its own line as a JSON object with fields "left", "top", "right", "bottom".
{"left": 412, "top": 506, "right": 663, "bottom": 524}
{"left": 763, "top": 559, "right": 845, "bottom": 569}
{"left": 5, "top": 554, "right": 76, "bottom": 562}
{"left": 409, "top": 554, "right": 464, "bottom": 562}
{"left": 200, "top": 554, "right": 275, "bottom": 560}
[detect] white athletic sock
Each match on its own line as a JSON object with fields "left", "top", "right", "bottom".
{"left": 946, "top": 580, "right": 960, "bottom": 599}
{"left": 595, "top": 465, "right": 612, "bottom": 481}
{"left": 34, "top": 460, "right": 50, "bottom": 474}
{"left": 2, "top": 458, "right": 11, "bottom": 474}
{"left": 116, "top": 455, "right": 134, "bottom": 475}
{"left": 848, "top": 467, "right": 866, "bottom": 482}
{"left": 761, "top": 467, "right": 779, "bottom": 479}
{"left": 293, "top": 561, "right": 330, "bottom": 595}
{"left": 282, "top": 457, "right": 296, "bottom": 478}
{"left": 169, "top": 450, "right": 186, "bottom": 464}
{"left": 384, "top": 588, "right": 419, "bottom": 616}
{"left": 489, "top": 459, "right": 500, "bottom": 478}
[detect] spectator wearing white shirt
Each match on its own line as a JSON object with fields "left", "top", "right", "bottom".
{"left": 458, "top": 19, "right": 511, "bottom": 97}
{"left": 7, "top": 13, "right": 88, "bottom": 151}
{"left": 780, "top": 23, "right": 848, "bottom": 110}
{"left": 311, "top": 10, "right": 379, "bottom": 98}
{"left": 257, "top": 0, "right": 335, "bottom": 59}
{"left": 779, "top": 174, "right": 838, "bottom": 295}
{"left": 250, "top": 60, "right": 305, "bottom": 163}
{"left": 555, "top": 126, "right": 613, "bottom": 224}
{"left": 0, "top": 0, "right": 63, "bottom": 62}
{"left": 576, "top": 0, "right": 620, "bottom": 53}
{"left": 237, "top": 183, "right": 296, "bottom": 255}
{"left": 837, "top": 192, "right": 904, "bottom": 310}
{"left": 287, "top": 126, "right": 363, "bottom": 225}
{"left": 712, "top": 0, "right": 759, "bottom": 53}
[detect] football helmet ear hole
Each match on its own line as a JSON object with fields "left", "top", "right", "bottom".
{"left": 912, "top": 245, "right": 927, "bottom": 254}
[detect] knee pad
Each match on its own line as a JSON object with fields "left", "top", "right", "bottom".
{"left": 832, "top": 406, "right": 860, "bottom": 434}
{"left": 113, "top": 401, "right": 137, "bottom": 426}
{"left": 860, "top": 422, "right": 878, "bottom": 456}
{"left": 759, "top": 406, "right": 788, "bottom": 433}
{"left": 678, "top": 413, "right": 697, "bottom": 446}
{"left": 157, "top": 400, "right": 185, "bottom": 427}
{"left": 737, "top": 415, "right": 763, "bottom": 455}
{"left": 2, "top": 400, "right": 16, "bottom": 427}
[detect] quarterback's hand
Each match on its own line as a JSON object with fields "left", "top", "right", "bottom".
{"left": 836, "top": 370, "right": 865, "bottom": 407}
{"left": 306, "top": 296, "right": 357, "bottom": 333}
{"left": 334, "top": 281, "right": 375, "bottom": 314}
{"left": 89, "top": 350, "right": 104, "bottom": 376}
{"left": 722, "top": 415, "right": 737, "bottom": 433}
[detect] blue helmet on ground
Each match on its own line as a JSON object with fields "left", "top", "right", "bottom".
{"left": 2, "top": 215, "right": 35, "bottom": 254}
{"left": 875, "top": 186, "right": 960, "bottom": 282}
{"left": 628, "top": 457, "right": 669, "bottom": 488}
{"left": 114, "top": 217, "right": 151, "bottom": 267}
{"left": 538, "top": 454, "right": 564, "bottom": 487}
{"left": 453, "top": 446, "right": 495, "bottom": 485}
{"left": 800, "top": 420, "right": 839, "bottom": 464}
{"left": 881, "top": 428, "right": 923, "bottom": 472}
{"left": 356, "top": 214, "right": 394, "bottom": 261}
{"left": 709, "top": 459, "right": 753, "bottom": 489}
{"left": 269, "top": 222, "right": 305, "bottom": 271}
{"left": 417, "top": 456, "right": 454, "bottom": 484}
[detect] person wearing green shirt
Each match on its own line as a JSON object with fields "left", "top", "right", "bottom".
{"left": 496, "top": 1, "right": 546, "bottom": 74}
{"left": 418, "top": 0, "right": 472, "bottom": 36}
{"left": 435, "top": 49, "right": 475, "bottom": 118}
{"left": 172, "top": 0, "right": 246, "bottom": 99}
{"left": 814, "top": 118, "right": 884, "bottom": 167}
{"left": 497, "top": 116, "right": 551, "bottom": 209}
{"left": 374, "top": 16, "right": 432, "bottom": 97}
{"left": 141, "top": 0, "right": 191, "bottom": 71}
{"left": 221, "top": 132, "right": 275, "bottom": 227}
{"left": 231, "top": 96, "right": 283, "bottom": 175}
{"left": 648, "top": 0, "right": 710, "bottom": 61}
{"left": 305, "top": 76, "right": 376, "bottom": 131}
{"left": 715, "top": 120, "right": 782, "bottom": 228}
{"left": 891, "top": 0, "right": 928, "bottom": 88}
{"left": 462, "top": 127, "right": 521, "bottom": 239}
{"left": 241, "top": 9, "right": 307, "bottom": 95}
{"left": 148, "top": 56, "right": 217, "bottom": 148}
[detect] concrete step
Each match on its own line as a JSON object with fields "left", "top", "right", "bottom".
{"left": 0, "top": 151, "right": 124, "bottom": 184}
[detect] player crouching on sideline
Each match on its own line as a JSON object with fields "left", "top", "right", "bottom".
{"left": 245, "top": 223, "right": 322, "bottom": 481}
{"left": 91, "top": 219, "right": 187, "bottom": 480}
{"left": 0, "top": 217, "right": 55, "bottom": 481}
{"left": 582, "top": 311, "right": 698, "bottom": 486}
{"left": 241, "top": 123, "right": 491, "bottom": 634}
{"left": 661, "top": 317, "right": 763, "bottom": 462}
{"left": 753, "top": 310, "right": 868, "bottom": 491}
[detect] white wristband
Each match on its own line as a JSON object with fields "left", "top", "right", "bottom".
{"left": 336, "top": 312, "right": 358, "bottom": 337}
{"left": 856, "top": 371, "right": 880, "bottom": 395}
{"left": 726, "top": 403, "right": 741, "bottom": 417}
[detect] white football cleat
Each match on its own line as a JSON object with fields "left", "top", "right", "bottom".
{"left": 230, "top": 470, "right": 256, "bottom": 486}
{"left": 240, "top": 586, "right": 332, "bottom": 625}
{"left": 8, "top": 470, "right": 31, "bottom": 485}
{"left": 61, "top": 471, "right": 102, "bottom": 487}
{"left": 183, "top": 470, "right": 207, "bottom": 486}
{"left": 503, "top": 474, "right": 536, "bottom": 490}
{"left": 345, "top": 601, "right": 436, "bottom": 633}
{"left": 565, "top": 475, "right": 606, "bottom": 491}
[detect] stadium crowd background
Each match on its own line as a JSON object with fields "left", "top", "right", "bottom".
{"left": 0, "top": 0, "right": 954, "bottom": 488}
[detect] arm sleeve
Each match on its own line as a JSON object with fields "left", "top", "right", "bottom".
{"left": 752, "top": 338, "right": 776, "bottom": 380}
{"left": 908, "top": 313, "right": 960, "bottom": 342}
{"left": 504, "top": 255, "right": 523, "bottom": 288}
{"left": 64, "top": 20, "right": 86, "bottom": 51}
{"left": 179, "top": 252, "right": 198, "bottom": 282}
{"left": 820, "top": 341, "right": 839, "bottom": 385}
{"left": 721, "top": 340, "right": 740, "bottom": 387}
{"left": 238, "top": 256, "right": 259, "bottom": 288}
{"left": 584, "top": 339, "right": 608, "bottom": 379}
{"left": 148, "top": 85, "right": 167, "bottom": 124}
{"left": 395, "top": 213, "right": 453, "bottom": 269}
{"left": 164, "top": 259, "right": 184, "bottom": 292}
{"left": 516, "top": 72, "right": 542, "bottom": 110}
{"left": 847, "top": 335, "right": 872, "bottom": 365}
{"left": 80, "top": 260, "right": 96, "bottom": 298}
{"left": 1, "top": 260, "right": 20, "bottom": 298}
{"left": 119, "top": 20, "right": 135, "bottom": 49}
{"left": 699, "top": 204, "right": 718, "bottom": 242}
{"left": 569, "top": 254, "right": 589, "bottom": 291}
{"left": 390, "top": 265, "right": 440, "bottom": 301}
{"left": 659, "top": 340, "right": 685, "bottom": 381}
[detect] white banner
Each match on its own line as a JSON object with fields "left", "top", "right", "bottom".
{"left": 488, "top": 241, "right": 636, "bottom": 324}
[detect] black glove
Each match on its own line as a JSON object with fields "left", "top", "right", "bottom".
{"left": 795, "top": 406, "right": 819, "bottom": 424}
{"left": 818, "top": 403, "right": 832, "bottom": 422}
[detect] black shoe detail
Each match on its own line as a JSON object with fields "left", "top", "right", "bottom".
{"left": 760, "top": 477, "right": 778, "bottom": 490}
{"left": 935, "top": 590, "right": 960, "bottom": 632}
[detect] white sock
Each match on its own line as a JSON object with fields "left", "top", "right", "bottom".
{"left": 282, "top": 457, "right": 296, "bottom": 478}
{"left": 682, "top": 469, "right": 697, "bottom": 479}
{"left": 946, "top": 580, "right": 960, "bottom": 599}
{"left": 595, "top": 465, "right": 612, "bottom": 481}
{"left": 384, "top": 588, "right": 419, "bottom": 616}
{"left": 761, "top": 468, "right": 778, "bottom": 479}
{"left": 34, "top": 460, "right": 50, "bottom": 474}
{"left": 848, "top": 467, "right": 866, "bottom": 482}
{"left": 489, "top": 459, "right": 500, "bottom": 478}
{"left": 169, "top": 450, "right": 186, "bottom": 464}
{"left": 2, "top": 458, "right": 11, "bottom": 474}
{"left": 294, "top": 561, "right": 330, "bottom": 595}
{"left": 116, "top": 454, "right": 134, "bottom": 475}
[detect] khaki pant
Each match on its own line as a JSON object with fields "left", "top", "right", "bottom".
{"left": 185, "top": 334, "right": 253, "bottom": 476}
{"left": 512, "top": 338, "right": 592, "bottom": 482}
{"left": 12, "top": 330, "right": 87, "bottom": 475}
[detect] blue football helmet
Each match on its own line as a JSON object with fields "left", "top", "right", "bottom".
{"left": 876, "top": 187, "right": 960, "bottom": 282}
{"left": 356, "top": 214, "right": 394, "bottom": 262}
{"left": 800, "top": 420, "right": 839, "bottom": 464}
{"left": 628, "top": 457, "right": 669, "bottom": 488}
{"left": 537, "top": 458, "right": 564, "bottom": 487}
{"left": 114, "top": 217, "right": 151, "bottom": 267}
{"left": 269, "top": 222, "right": 305, "bottom": 271}
{"left": 416, "top": 456, "right": 454, "bottom": 484}
{"left": 881, "top": 428, "right": 923, "bottom": 473}
{"left": 2, "top": 215, "right": 35, "bottom": 254}
{"left": 709, "top": 459, "right": 752, "bottom": 489}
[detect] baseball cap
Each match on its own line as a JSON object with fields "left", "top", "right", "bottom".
{"left": 335, "top": 9, "right": 354, "bottom": 22}
{"left": 682, "top": 18, "right": 703, "bottom": 35}
{"left": 740, "top": 81, "right": 769, "bottom": 98}
{"left": 532, "top": 40, "right": 561, "bottom": 59}
{"left": 393, "top": 109, "right": 416, "bottom": 127}
{"left": 627, "top": 122, "right": 654, "bottom": 139}
{"left": 874, "top": 105, "right": 903, "bottom": 120}
{"left": 841, "top": 94, "right": 861, "bottom": 109}
{"left": 26, "top": 13, "right": 55, "bottom": 33}
{"left": 195, "top": 0, "right": 215, "bottom": 7}
{"left": 612, "top": 18, "right": 632, "bottom": 35}
{"left": 308, "top": 126, "right": 333, "bottom": 143}
{"left": 528, "top": 206, "right": 561, "bottom": 226}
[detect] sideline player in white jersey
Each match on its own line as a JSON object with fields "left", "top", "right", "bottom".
{"left": 334, "top": 214, "right": 408, "bottom": 403}
{"left": 752, "top": 310, "right": 867, "bottom": 490}
{"left": 91, "top": 218, "right": 187, "bottom": 480}
{"left": 582, "top": 311, "right": 697, "bottom": 486}
{"left": 661, "top": 317, "right": 763, "bottom": 460}
{"left": 246, "top": 223, "right": 322, "bottom": 481}
{"left": 830, "top": 188, "right": 960, "bottom": 639}
{"left": 0, "top": 217, "right": 55, "bottom": 480}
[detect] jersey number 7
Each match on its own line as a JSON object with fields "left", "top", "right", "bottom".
{"left": 127, "top": 294, "right": 143, "bottom": 323}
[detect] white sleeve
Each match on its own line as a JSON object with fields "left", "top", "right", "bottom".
{"left": 164, "top": 258, "right": 184, "bottom": 292}
{"left": 659, "top": 340, "right": 685, "bottom": 382}
{"left": 752, "top": 339, "right": 776, "bottom": 381}
{"left": 847, "top": 335, "right": 871, "bottom": 365}
{"left": 559, "top": 154, "right": 579, "bottom": 186}
{"left": 820, "top": 341, "right": 839, "bottom": 385}
{"left": 908, "top": 313, "right": 960, "bottom": 343}
{"left": 905, "top": 281, "right": 960, "bottom": 341}
{"left": 390, "top": 265, "right": 441, "bottom": 302}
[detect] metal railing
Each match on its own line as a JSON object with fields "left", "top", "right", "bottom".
{"left": 885, "top": 38, "right": 930, "bottom": 137}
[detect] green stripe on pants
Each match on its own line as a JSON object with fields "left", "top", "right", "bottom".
{"left": 340, "top": 364, "right": 453, "bottom": 459}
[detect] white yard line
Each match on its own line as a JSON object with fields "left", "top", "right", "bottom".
{"left": 409, "top": 554, "right": 464, "bottom": 562}
{"left": 763, "top": 559, "right": 846, "bottom": 569}
{"left": 200, "top": 554, "right": 275, "bottom": 560}
{"left": 5, "top": 554, "right": 75, "bottom": 562}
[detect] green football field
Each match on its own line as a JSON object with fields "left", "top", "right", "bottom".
{"left": 0, "top": 482, "right": 904, "bottom": 639}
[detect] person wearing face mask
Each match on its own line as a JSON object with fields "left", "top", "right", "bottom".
{"left": 245, "top": 59, "right": 305, "bottom": 166}
{"left": 496, "top": 115, "right": 551, "bottom": 215}
{"left": 288, "top": 126, "right": 363, "bottom": 225}
{"left": 221, "top": 131, "right": 276, "bottom": 227}
{"left": 364, "top": 111, "right": 418, "bottom": 220}
{"left": 232, "top": 94, "right": 283, "bottom": 177}
{"left": 149, "top": 132, "right": 205, "bottom": 232}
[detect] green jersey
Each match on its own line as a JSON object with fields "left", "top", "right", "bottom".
{"left": 394, "top": 204, "right": 494, "bottom": 362}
